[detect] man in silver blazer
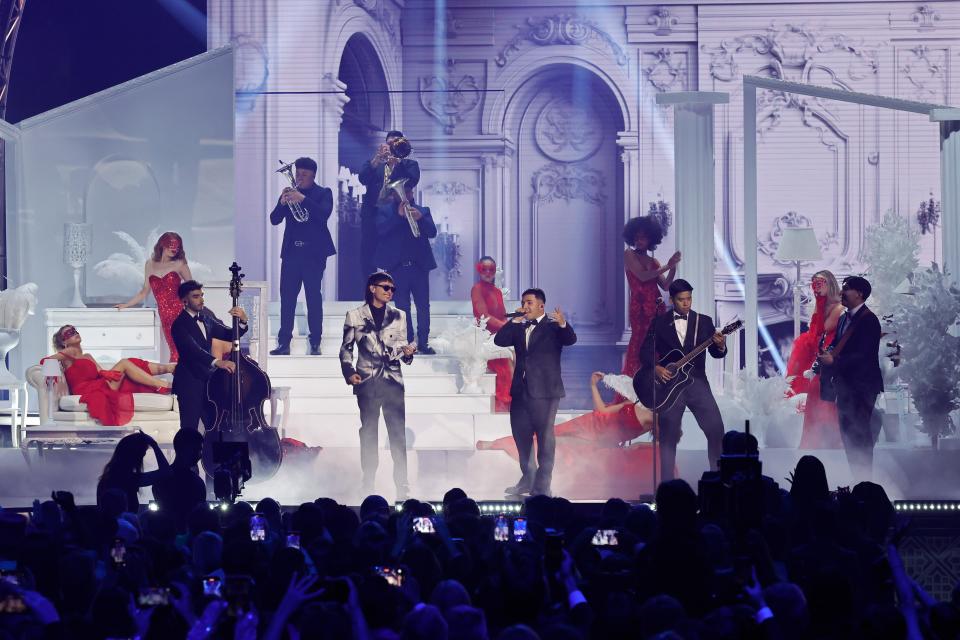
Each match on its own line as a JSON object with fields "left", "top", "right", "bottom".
{"left": 340, "top": 271, "right": 416, "bottom": 498}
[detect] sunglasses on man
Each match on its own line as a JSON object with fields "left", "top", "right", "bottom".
{"left": 376, "top": 284, "right": 396, "bottom": 293}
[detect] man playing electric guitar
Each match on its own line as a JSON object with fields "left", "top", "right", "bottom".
{"left": 638, "top": 279, "right": 727, "bottom": 481}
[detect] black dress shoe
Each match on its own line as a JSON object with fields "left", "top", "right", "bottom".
{"left": 309, "top": 344, "right": 322, "bottom": 355}
{"left": 504, "top": 482, "right": 532, "bottom": 495}
{"left": 418, "top": 344, "right": 436, "bottom": 355}
{"left": 269, "top": 345, "right": 290, "bottom": 356}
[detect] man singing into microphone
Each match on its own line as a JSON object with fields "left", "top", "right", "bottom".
{"left": 494, "top": 288, "right": 577, "bottom": 497}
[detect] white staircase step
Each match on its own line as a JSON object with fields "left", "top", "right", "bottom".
{"left": 267, "top": 354, "right": 463, "bottom": 376}
{"left": 270, "top": 372, "right": 495, "bottom": 396}
{"left": 268, "top": 300, "right": 519, "bottom": 316}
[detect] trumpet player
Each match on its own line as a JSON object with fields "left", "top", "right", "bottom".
{"left": 358, "top": 130, "right": 420, "bottom": 278}
{"left": 373, "top": 183, "right": 438, "bottom": 354}
{"left": 269, "top": 156, "right": 335, "bottom": 356}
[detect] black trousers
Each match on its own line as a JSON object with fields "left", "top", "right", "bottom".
{"left": 357, "top": 377, "right": 408, "bottom": 489}
{"left": 509, "top": 384, "right": 560, "bottom": 494}
{"left": 278, "top": 250, "right": 326, "bottom": 347}
{"left": 176, "top": 379, "right": 213, "bottom": 432}
{"left": 836, "top": 379, "right": 880, "bottom": 482}
{"left": 360, "top": 212, "right": 379, "bottom": 278}
{"left": 657, "top": 376, "right": 724, "bottom": 481}
{"left": 393, "top": 263, "right": 431, "bottom": 346}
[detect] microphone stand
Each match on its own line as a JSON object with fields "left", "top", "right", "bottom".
{"left": 651, "top": 297, "right": 663, "bottom": 497}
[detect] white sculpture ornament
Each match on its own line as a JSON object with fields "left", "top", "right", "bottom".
{"left": 0, "top": 282, "right": 39, "bottom": 383}
{"left": 430, "top": 316, "right": 513, "bottom": 394}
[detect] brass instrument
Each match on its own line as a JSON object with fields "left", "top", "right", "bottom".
{"left": 384, "top": 177, "right": 421, "bottom": 238}
{"left": 276, "top": 160, "right": 309, "bottom": 222}
{"left": 376, "top": 136, "right": 413, "bottom": 203}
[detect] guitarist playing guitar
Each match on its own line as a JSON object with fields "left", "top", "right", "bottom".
{"left": 636, "top": 279, "right": 729, "bottom": 481}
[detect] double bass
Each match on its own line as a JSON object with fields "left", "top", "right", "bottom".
{"left": 202, "top": 262, "right": 282, "bottom": 482}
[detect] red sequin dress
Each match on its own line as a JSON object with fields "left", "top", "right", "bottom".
{"left": 150, "top": 272, "right": 183, "bottom": 362}
{"left": 471, "top": 280, "right": 512, "bottom": 412}
{"left": 58, "top": 357, "right": 163, "bottom": 426}
{"left": 785, "top": 295, "right": 842, "bottom": 449}
{"left": 477, "top": 404, "right": 664, "bottom": 497}
{"left": 623, "top": 256, "right": 666, "bottom": 376}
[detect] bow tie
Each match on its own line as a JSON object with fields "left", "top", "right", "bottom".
{"left": 674, "top": 313, "right": 688, "bottom": 321}
{"left": 193, "top": 314, "right": 203, "bottom": 323}
{"left": 527, "top": 318, "right": 540, "bottom": 327}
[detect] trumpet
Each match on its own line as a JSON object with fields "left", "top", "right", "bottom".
{"left": 276, "top": 160, "right": 309, "bottom": 222}
{"left": 377, "top": 136, "right": 413, "bottom": 204}
{"left": 384, "top": 177, "right": 421, "bottom": 238}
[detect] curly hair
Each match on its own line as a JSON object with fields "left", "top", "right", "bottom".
{"left": 52, "top": 325, "right": 74, "bottom": 350}
{"left": 622, "top": 216, "right": 664, "bottom": 251}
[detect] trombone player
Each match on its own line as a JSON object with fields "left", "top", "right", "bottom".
{"left": 358, "top": 131, "right": 420, "bottom": 278}
{"left": 373, "top": 173, "right": 438, "bottom": 354}
{"left": 269, "top": 156, "right": 335, "bottom": 356}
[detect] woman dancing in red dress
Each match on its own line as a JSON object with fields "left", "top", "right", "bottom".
{"left": 477, "top": 372, "right": 664, "bottom": 496}
{"left": 622, "top": 216, "right": 680, "bottom": 377}
{"left": 116, "top": 232, "right": 193, "bottom": 362}
{"left": 785, "top": 270, "right": 843, "bottom": 449}
{"left": 43, "top": 324, "right": 176, "bottom": 427}
{"left": 470, "top": 256, "right": 513, "bottom": 412}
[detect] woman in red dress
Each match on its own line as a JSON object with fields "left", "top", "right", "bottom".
{"left": 477, "top": 372, "right": 663, "bottom": 496}
{"left": 44, "top": 324, "right": 176, "bottom": 427}
{"left": 116, "top": 232, "right": 193, "bottom": 362}
{"left": 470, "top": 256, "right": 513, "bottom": 412}
{"left": 785, "top": 270, "right": 844, "bottom": 449}
{"left": 622, "top": 216, "right": 680, "bottom": 377}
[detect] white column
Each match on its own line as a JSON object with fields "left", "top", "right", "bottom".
{"left": 318, "top": 73, "right": 349, "bottom": 299}
{"left": 655, "top": 92, "right": 729, "bottom": 325}
{"left": 618, "top": 141, "right": 640, "bottom": 343}
{"left": 931, "top": 110, "right": 960, "bottom": 283}
{"left": 743, "top": 83, "right": 759, "bottom": 377}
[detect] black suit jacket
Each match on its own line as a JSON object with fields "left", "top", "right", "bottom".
{"left": 269, "top": 183, "right": 336, "bottom": 259}
{"left": 171, "top": 309, "right": 246, "bottom": 393}
{"left": 827, "top": 305, "right": 883, "bottom": 396}
{"left": 640, "top": 310, "right": 726, "bottom": 379}
{"left": 373, "top": 201, "right": 438, "bottom": 271}
{"left": 358, "top": 158, "right": 420, "bottom": 214}
{"left": 494, "top": 318, "right": 577, "bottom": 399}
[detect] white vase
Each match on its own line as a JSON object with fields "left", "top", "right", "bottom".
{"left": 0, "top": 329, "right": 21, "bottom": 383}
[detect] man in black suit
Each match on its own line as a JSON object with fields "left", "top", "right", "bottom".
{"left": 373, "top": 187, "right": 438, "bottom": 353}
{"left": 817, "top": 276, "right": 883, "bottom": 481}
{"left": 640, "top": 279, "right": 726, "bottom": 481}
{"left": 171, "top": 280, "right": 248, "bottom": 432}
{"left": 269, "top": 156, "right": 335, "bottom": 356}
{"left": 494, "top": 288, "right": 577, "bottom": 496}
{"left": 358, "top": 131, "right": 420, "bottom": 278}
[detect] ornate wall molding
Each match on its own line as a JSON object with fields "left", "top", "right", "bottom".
{"left": 643, "top": 48, "right": 688, "bottom": 92}
{"left": 757, "top": 211, "right": 838, "bottom": 267}
{"left": 233, "top": 34, "right": 269, "bottom": 113}
{"left": 531, "top": 163, "right": 606, "bottom": 205}
{"left": 350, "top": 0, "right": 400, "bottom": 45}
{"left": 418, "top": 60, "right": 483, "bottom": 135}
{"left": 533, "top": 99, "right": 604, "bottom": 163}
{"left": 897, "top": 44, "right": 947, "bottom": 102}
{"left": 648, "top": 7, "right": 680, "bottom": 37}
{"left": 495, "top": 14, "right": 628, "bottom": 68}
{"left": 423, "top": 181, "right": 479, "bottom": 203}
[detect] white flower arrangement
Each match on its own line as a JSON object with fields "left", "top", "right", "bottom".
{"left": 430, "top": 316, "right": 513, "bottom": 394}
{"left": 716, "top": 370, "right": 804, "bottom": 448}
{"left": 862, "top": 210, "right": 920, "bottom": 320}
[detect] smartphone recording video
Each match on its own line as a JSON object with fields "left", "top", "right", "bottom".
{"left": 591, "top": 529, "right": 619, "bottom": 546}
{"left": 374, "top": 565, "right": 404, "bottom": 587}
{"left": 513, "top": 517, "right": 528, "bottom": 542}
{"left": 493, "top": 515, "right": 510, "bottom": 542}
{"left": 0, "top": 560, "right": 19, "bottom": 585}
{"left": 137, "top": 587, "right": 170, "bottom": 607}
{"left": 202, "top": 576, "right": 222, "bottom": 598}
{"left": 249, "top": 514, "right": 266, "bottom": 542}
{"left": 0, "top": 594, "right": 26, "bottom": 614}
{"left": 412, "top": 516, "right": 435, "bottom": 534}
{"left": 110, "top": 539, "right": 126, "bottom": 566}
{"left": 286, "top": 532, "right": 301, "bottom": 549}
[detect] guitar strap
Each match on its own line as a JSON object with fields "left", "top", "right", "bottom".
{"left": 830, "top": 308, "right": 874, "bottom": 359}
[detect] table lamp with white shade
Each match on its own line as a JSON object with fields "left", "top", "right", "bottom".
{"left": 40, "top": 358, "right": 62, "bottom": 426}
{"left": 775, "top": 227, "right": 822, "bottom": 338}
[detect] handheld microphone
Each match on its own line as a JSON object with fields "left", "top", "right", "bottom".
{"left": 505, "top": 311, "right": 525, "bottom": 318}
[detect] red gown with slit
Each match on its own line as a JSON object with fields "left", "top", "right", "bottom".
{"left": 150, "top": 271, "right": 183, "bottom": 362}
{"left": 785, "top": 296, "right": 842, "bottom": 449}
{"left": 478, "top": 404, "right": 665, "bottom": 496}
{"left": 622, "top": 259, "right": 666, "bottom": 377}
{"left": 59, "top": 357, "right": 163, "bottom": 427}
{"left": 471, "top": 280, "right": 512, "bottom": 412}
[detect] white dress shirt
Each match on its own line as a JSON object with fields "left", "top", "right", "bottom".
{"left": 187, "top": 309, "right": 207, "bottom": 340}
{"left": 673, "top": 313, "right": 688, "bottom": 345}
